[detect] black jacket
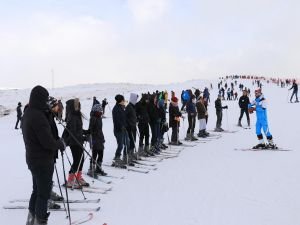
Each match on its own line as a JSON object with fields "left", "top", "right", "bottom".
{"left": 215, "top": 98, "right": 224, "bottom": 112}
{"left": 136, "top": 99, "right": 150, "bottom": 124}
{"left": 22, "top": 86, "right": 59, "bottom": 167}
{"left": 239, "top": 95, "right": 250, "bottom": 109}
{"left": 148, "top": 98, "right": 159, "bottom": 124}
{"left": 169, "top": 103, "right": 181, "bottom": 127}
{"left": 112, "top": 103, "right": 127, "bottom": 132}
{"left": 65, "top": 99, "right": 83, "bottom": 146}
{"left": 125, "top": 103, "right": 137, "bottom": 129}
{"left": 89, "top": 113, "right": 105, "bottom": 149}
{"left": 290, "top": 83, "right": 298, "bottom": 92}
{"left": 17, "top": 105, "right": 22, "bottom": 118}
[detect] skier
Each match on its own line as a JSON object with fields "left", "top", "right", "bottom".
{"left": 102, "top": 98, "right": 108, "bottom": 116}
{"left": 148, "top": 93, "right": 160, "bottom": 154}
{"left": 215, "top": 94, "right": 228, "bottom": 132}
{"left": 196, "top": 96, "right": 208, "bottom": 137}
{"left": 238, "top": 89, "right": 250, "bottom": 127}
{"left": 65, "top": 98, "right": 89, "bottom": 188}
{"left": 57, "top": 100, "right": 64, "bottom": 121}
{"left": 203, "top": 87, "right": 210, "bottom": 103}
{"left": 125, "top": 93, "right": 139, "bottom": 161}
{"left": 248, "top": 88, "right": 276, "bottom": 149}
{"left": 289, "top": 80, "right": 299, "bottom": 103}
{"left": 92, "top": 96, "right": 100, "bottom": 107}
{"left": 169, "top": 96, "right": 183, "bottom": 145}
{"left": 87, "top": 103, "right": 107, "bottom": 178}
{"left": 185, "top": 95, "right": 198, "bottom": 141}
{"left": 15, "top": 102, "right": 22, "bottom": 129}
{"left": 135, "top": 94, "right": 152, "bottom": 156}
{"left": 112, "top": 94, "right": 130, "bottom": 166}
{"left": 22, "top": 85, "right": 65, "bottom": 225}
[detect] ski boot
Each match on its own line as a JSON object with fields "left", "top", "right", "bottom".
{"left": 112, "top": 157, "right": 127, "bottom": 169}
{"left": 33, "top": 212, "right": 50, "bottom": 225}
{"left": 266, "top": 139, "right": 277, "bottom": 149}
{"left": 237, "top": 119, "right": 242, "bottom": 127}
{"left": 76, "top": 171, "right": 90, "bottom": 187}
{"left": 65, "top": 173, "right": 81, "bottom": 189}
{"left": 50, "top": 190, "right": 64, "bottom": 202}
{"left": 144, "top": 145, "right": 155, "bottom": 156}
{"left": 87, "top": 165, "right": 98, "bottom": 179}
{"left": 253, "top": 143, "right": 266, "bottom": 149}
{"left": 95, "top": 165, "right": 107, "bottom": 176}
{"left": 48, "top": 200, "right": 61, "bottom": 210}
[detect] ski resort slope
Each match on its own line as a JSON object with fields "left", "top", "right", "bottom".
{"left": 0, "top": 79, "right": 299, "bottom": 225}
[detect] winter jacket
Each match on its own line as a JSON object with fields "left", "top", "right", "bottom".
{"left": 169, "top": 102, "right": 182, "bottom": 127}
{"left": 186, "top": 100, "right": 196, "bottom": 116}
{"left": 148, "top": 97, "right": 160, "bottom": 124}
{"left": 22, "top": 85, "right": 59, "bottom": 167}
{"left": 239, "top": 95, "right": 250, "bottom": 109}
{"left": 215, "top": 98, "right": 226, "bottom": 112}
{"left": 17, "top": 105, "right": 22, "bottom": 118}
{"left": 112, "top": 103, "right": 127, "bottom": 132}
{"left": 136, "top": 99, "right": 150, "bottom": 124}
{"left": 65, "top": 99, "right": 84, "bottom": 146}
{"left": 125, "top": 103, "right": 137, "bottom": 129}
{"left": 89, "top": 113, "right": 105, "bottom": 149}
{"left": 196, "top": 101, "right": 206, "bottom": 120}
{"left": 290, "top": 83, "right": 298, "bottom": 92}
{"left": 249, "top": 95, "right": 268, "bottom": 122}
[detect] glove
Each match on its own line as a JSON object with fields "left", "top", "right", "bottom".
{"left": 83, "top": 129, "right": 90, "bottom": 135}
{"left": 223, "top": 105, "right": 228, "bottom": 109}
{"left": 57, "top": 138, "right": 66, "bottom": 152}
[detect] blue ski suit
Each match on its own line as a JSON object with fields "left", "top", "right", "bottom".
{"left": 249, "top": 94, "right": 272, "bottom": 138}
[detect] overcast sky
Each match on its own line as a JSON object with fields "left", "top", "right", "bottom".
{"left": 0, "top": 0, "right": 299, "bottom": 88}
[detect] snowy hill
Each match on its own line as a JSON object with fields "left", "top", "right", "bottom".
{"left": 1, "top": 79, "right": 299, "bottom": 225}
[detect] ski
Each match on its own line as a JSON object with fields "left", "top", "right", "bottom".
{"left": 180, "top": 143, "right": 197, "bottom": 147}
{"left": 9, "top": 199, "right": 100, "bottom": 204}
{"left": 140, "top": 157, "right": 163, "bottom": 162}
{"left": 83, "top": 186, "right": 112, "bottom": 192}
{"left": 103, "top": 163, "right": 150, "bottom": 174}
{"left": 59, "top": 185, "right": 107, "bottom": 194}
{"left": 234, "top": 148, "right": 292, "bottom": 151}
{"left": 129, "top": 164, "right": 157, "bottom": 171}
{"left": 3, "top": 205, "right": 101, "bottom": 212}
{"left": 131, "top": 160, "right": 157, "bottom": 167}
{"left": 71, "top": 213, "right": 93, "bottom": 225}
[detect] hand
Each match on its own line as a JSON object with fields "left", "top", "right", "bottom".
{"left": 224, "top": 105, "right": 228, "bottom": 109}
{"left": 57, "top": 138, "right": 66, "bottom": 152}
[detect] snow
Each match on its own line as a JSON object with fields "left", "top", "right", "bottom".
{"left": 0, "top": 79, "right": 299, "bottom": 225}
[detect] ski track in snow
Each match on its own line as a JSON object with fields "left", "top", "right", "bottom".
{"left": 1, "top": 79, "right": 300, "bottom": 225}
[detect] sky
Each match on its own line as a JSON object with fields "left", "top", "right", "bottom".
{"left": 0, "top": 0, "right": 299, "bottom": 88}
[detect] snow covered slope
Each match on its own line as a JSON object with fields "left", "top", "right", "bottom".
{"left": 0, "top": 79, "right": 299, "bottom": 225}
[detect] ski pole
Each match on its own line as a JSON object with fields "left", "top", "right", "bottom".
{"left": 54, "top": 164, "right": 68, "bottom": 218}
{"left": 60, "top": 151, "right": 72, "bottom": 225}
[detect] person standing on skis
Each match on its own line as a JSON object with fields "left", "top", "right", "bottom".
{"left": 248, "top": 89, "right": 276, "bottom": 149}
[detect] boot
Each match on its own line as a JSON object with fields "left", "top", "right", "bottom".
{"left": 75, "top": 171, "right": 90, "bottom": 187}
{"left": 50, "top": 190, "right": 63, "bottom": 201}
{"left": 144, "top": 145, "right": 154, "bottom": 156}
{"left": 253, "top": 139, "right": 266, "bottom": 149}
{"left": 185, "top": 133, "right": 192, "bottom": 141}
{"left": 204, "top": 129, "right": 210, "bottom": 136}
{"left": 33, "top": 213, "right": 49, "bottom": 225}
{"left": 191, "top": 134, "right": 198, "bottom": 141}
{"left": 267, "top": 138, "right": 276, "bottom": 149}
{"left": 197, "top": 130, "right": 206, "bottom": 138}
{"left": 48, "top": 200, "right": 61, "bottom": 209}
{"left": 87, "top": 164, "right": 98, "bottom": 179}
{"left": 112, "top": 156, "right": 126, "bottom": 168}
{"left": 237, "top": 119, "right": 242, "bottom": 127}
{"left": 65, "top": 173, "right": 81, "bottom": 189}
{"left": 26, "top": 211, "right": 35, "bottom": 225}
{"left": 95, "top": 166, "right": 107, "bottom": 176}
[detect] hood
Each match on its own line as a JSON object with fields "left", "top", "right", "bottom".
{"left": 129, "top": 93, "right": 139, "bottom": 105}
{"left": 29, "top": 85, "right": 49, "bottom": 110}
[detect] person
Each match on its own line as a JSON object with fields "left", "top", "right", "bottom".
{"left": 87, "top": 103, "right": 107, "bottom": 178}
{"left": 112, "top": 94, "right": 130, "bottom": 166}
{"left": 65, "top": 98, "right": 89, "bottom": 188}
{"left": 47, "top": 97, "right": 64, "bottom": 210}
{"left": 56, "top": 100, "right": 64, "bottom": 121}
{"left": 164, "top": 90, "right": 168, "bottom": 111}
{"left": 92, "top": 96, "right": 100, "bottom": 106}
{"left": 215, "top": 94, "right": 228, "bottom": 132}
{"left": 15, "top": 102, "right": 22, "bottom": 129}
{"left": 196, "top": 96, "right": 208, "bottom": 137}
{"left": 248, "top": 89, "right": 276, "bottom": 149}
{"left": 158, "top": 97, "right": 168, "bottom": 149}
{"left": 169, "top": 97, "right": 182, "bottom": 145}
{"left": 203, "top": 87, "right": 210, "bottom": 103}
{"left": 22, "top": 85, "right": 65, "bottom": 225}
{"left": 238, "top": 89, "right": 250, "bottom": 127}
{"left": 102, "top": 98, "right": 108, "bottom": 116}
{"left": 135, "top": 94, "right": 152, "bottom": 156}
{"left": 185, "top": 95, "right": 198, "bottom": 141}
{"left": 148, "top": 93, "right": 160, "bottom": 154}
{"left": 289, "top": 80, "right": 299, "bottom": 103}
{"left": 125, "top": 93, "right": 139, "bottom": 161}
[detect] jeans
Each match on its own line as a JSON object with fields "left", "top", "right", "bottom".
{"left": 138, "top": 122, "right": 149, "bottom": 147}
{"left": 114, "top": 131, "right": 129, "bottom": 158}
{"left": 28, "top": 163, "right": 54, "bottom": 220}
{"left": 216, "top": 111, "right": 223, "bottom": 128}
